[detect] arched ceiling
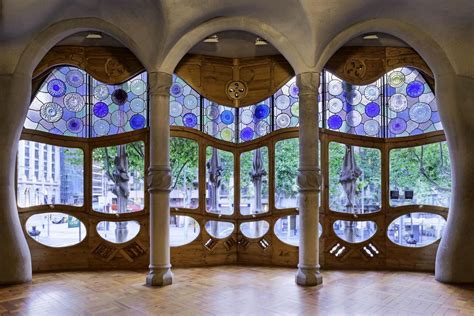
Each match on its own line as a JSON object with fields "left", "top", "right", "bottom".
{"left": 0, "top": 0, "right": 472, "bottom": 77}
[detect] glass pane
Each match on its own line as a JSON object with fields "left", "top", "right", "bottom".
{"left": 333, "top": 220, "right": 377, "bottom": 243}
{"left": 240, "top": 220, "right": 269, "bottom": 238}
{"left": 92, "top": 72, "right": 147, "bottom": 136}
{"left": 390, "top": 142, "right": 451, "bottom": 207}
{"left": 240, "top": 147, "right": 269, "bottom": 215}
{"left": 203, "top": 100, "right": 235, "bottom": 142}
{"left": 387, "top": 67, "right": 442, "bottom": 137}
{"left": 92, "top": 141, "right": 145, "bottom": 213}
{"left": 275, "top": 138, "right": 299, "bottom": 209}
{"left": 325, "top": 72, "right": 382, "bottom": 137}
{"left": 96, "top": 221, "right": 140, "bottom": 244}
{"left": 205, "top": 221, "right": 234, "bottom": 239}
{"left": 170, "top": 215, "right": 200, "bottom": 247}
{"left": 25, "top": 66, "right": 88, "bottom": 137}
{"left": 17, "top": 141, "right": 84, "bottom": 207}
{"left": 274, "top": 77, "right": 300, "bottom": 129}
{"left": 274, "top": 216, "right": 323, "bottom": 246}
{"left": 239, "top": 99, "right": 271, "bottom": 142}
{"left": 25, "top": 212, "right": 86, "bottom": 247}
{"left": 170, "top": 137, "right": 199, "bottom": 209}
{"left": 206, "top": 147, "right": 234, "bottom": 215}
{"left": 169, "top": 75, "right": 200, "bottom": 130}
{"left": 329, "top": 142, "right": 381, "bottom": 214}
{"left": 387, "top": 212, "right": 446, "bottom": 247}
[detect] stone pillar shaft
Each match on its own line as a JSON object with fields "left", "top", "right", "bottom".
{"left": 146, "top": 72, "right": 173, "bottom": 286}
{"left": 295, "top": 72, "right": 322, "bottom": 286}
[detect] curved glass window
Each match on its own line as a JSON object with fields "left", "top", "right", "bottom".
{"left": 96, "top": 220, "right": 140, "bottom": 244}
{"left": 333, "top": 220, "right": 377, "bottom": 243}
{"left": 329, "top": 142, "right": 381, "bottom": 214}
{"left": 170, "top": 215, "right": 200, "bottom": 246}
{"left": 206, "top": 147, "right": 234, "bottom": 215}
{"left": 203, "top": 100, "right": 236, "bottom": 142}
{"left": 205, "top": 221, "right": 234, "bottom": 239}
{"left": 274, "top": 77, "right": 300, "bottom": 129}
{"left": 275, "top": 138, "right": 299, "bottom": 209}
{"left": 390, "top": 142, "right": 451, "bottom": 207}
{"left": 17, "top": 141, "right": 84, "bottom": 207}
{"left": 170, "top": 137, "right": 199, "bottom": 209}
{"left": 240, "top": 220, "right": 270, "bottom": 238}
{"left": 25, "top": 212, "right": 86, "bottom": 247}
{"left": 239, "top": 99, "right": 271, "bottom": 142}
{"left": 240, "top": 147, "right": 269, "bottom": 215}
{"left": 169, "top": 75, "right": 201, "bottom": 130}
{"left": 325, "top": 72, "right": 382, "bottom": 137}
{"left": 274, "top": 215, "right": 322, "bottom": 246}
{"left": 387, "top": 212, "right": 446, "bottom": 247}
{"left": 25, "top": 67, "right": 148, "bottom": 137}
{"left": 92, "top": 141, "right": 145, "bottom": 214}
{"left": 387, "top": 67, "right": 441, "bottom": 137}
{"left": 25, "top": 67, "right": 88, "bottom": 137}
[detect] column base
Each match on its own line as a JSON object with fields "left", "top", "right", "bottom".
{"left": 146, "top": 267, "right": 173, "bottom": 287}
{"left": 295, "top": 266, "right": 323, "bottom": 286}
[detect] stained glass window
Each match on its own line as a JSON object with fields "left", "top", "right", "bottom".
{"left": 169, "top": 75, "right": 200, "bottom": 130}
{"left": 238, "top": 99, "right": 271, "bottom": 142}
{"left": 92, "top": 72, "right": 148, "bottom": 137}
{"left": 203, "top": 100, "right": 236, "bottom": 142}
{"left": 273, "top": 77, "right": 300, "bottom": 130}
{"left": 386, "top": 67, "right": 442, "bottom": 137}
{"left": 25, "top": 67, "right": 88, "bottom": 137}
{"left": 325, "top": 72, "right": 383, "bottom": 137}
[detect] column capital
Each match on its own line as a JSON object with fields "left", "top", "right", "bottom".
{"left": 297, "top": 167, "right": 322, "bottom": 192}
{"left": 296, "top": 72, "right": 320, "bottom": 96}
{"left": 148, "top": 72, "right": 172, "bottom": 97}
{"left": 147, "top": 165, "right": 172, "bottom": 193}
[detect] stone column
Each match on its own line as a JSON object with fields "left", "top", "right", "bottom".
{"left": 146, "top": 72, "right": 173, "bottom": 286}
{"left": 0, "top": 73, "right": 32, "bottom": 285}
{"left": 295, "top": 72, "right": 322, "bottom": 286}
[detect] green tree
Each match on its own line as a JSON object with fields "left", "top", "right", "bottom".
{"left": 275, "top": 138, "right": 299, "bottom": 206}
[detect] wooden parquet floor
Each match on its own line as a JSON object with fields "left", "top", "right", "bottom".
{"left": 1, "top": 266, "right": 473, "bottom": 316}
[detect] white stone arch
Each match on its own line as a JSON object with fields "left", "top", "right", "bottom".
{"left": 157, "top": 16, "right": 307, "bottom": 74}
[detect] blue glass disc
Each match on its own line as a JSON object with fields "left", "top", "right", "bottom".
{"left": 240, "top": 127, "right": 254, "bottom": 141}
{"left": 389, "top": 117, "right": 407, "bottom": 134}
{"left": 406, "top": 80, "right": 425, "bottom": 98}
{"left": 254, "top": 104, "right": 270, "bottom": 120}
{"left": 111, "top": 89, "right": 128, "bottom": 105}
{"left": 67, "top": 118, "right": 83, "bottom": 133}
{"left": 183, "top": 113, "right": 198, "bottom": 128}
{"left": 220, "top": 110, "right": 234, "bottom": 125}
{"left": 328, "top": 115, "right": 343, "bottom": 129}
{"left": 93, "top": 102, "right": 109, "bottom": 118}
{"left": 365, "top": 102, "right": 380, "bottom": 118}
{"left": 130, "top": 114, "right": 146, "bottom": 130}
{"left": 47, "top": 79, "right": 66, "bottom": 97}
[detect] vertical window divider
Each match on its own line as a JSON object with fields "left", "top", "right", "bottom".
{"left": 322, "top": 70, "right": 327, "bottom": 129}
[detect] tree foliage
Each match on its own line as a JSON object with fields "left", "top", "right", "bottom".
{"left": 275, "top": 138, "right": 299, "bottom": 200}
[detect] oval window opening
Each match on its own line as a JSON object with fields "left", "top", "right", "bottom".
{"left": 274, "top": 215, "right": 322, "bottom": 246}
{"left": 205, "top": 221, "right": 234, "bottom": 239}
{"left": 25, "top": 212, "right": 86, "bottom": 247}
{"left": 240, "top": 221, "right": 269, "bottom": 238}
{"left": 333, "top": 220, "right": 377, "bottom": 243}
{"left": 96, "top": 221, "right": 140, "bottom": 244}
{"left": 387, "top": 212, "right": 446, "bottom": 247}
{"left": 170, "top": 215, "right": 200, "bottom": 247}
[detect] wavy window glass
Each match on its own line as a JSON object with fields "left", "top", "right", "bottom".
{"left": 390, "top": 142, "right": 451, "bottom": 207}
{"left": 92, "top": 72, "right": 148, "bottom": 136}
{"left": 240, "top": 147, "right": 269, "bottom": 215}
{"left": 170, "top": 137, "right": 199, "bottom": 209}
{"left": 333, "top": 220, "right": 377, "bottom": 243}
{"left": 329, "top": 142, "right": 381, "bottom": 214}
{"left": 275, "top": 138, "right": 299, "bottom": 209}
{"left": 170, "top": 215, "right": 200, "bottom": 246}
{"left": 25, "top": 67, "right": 88, "bottom": 137}
{"left": 325, "top": 72, "right": 382, "bottom": 137}
{"left": 92, "top": 141, "right": 145, "bottom": 214}
{"left": 387, "top": 67, "right": 441, "bottom": 137}
{"left": 96, "top": 220, "right": 140, "bottom": 244}
{"left": 25, "top": 212, "right": 86, "bottom": 247}
{"left": 203, "top": 100, "right": 236, "bottom": 142}
{"left": 205, "top": 221, "right": 234, "bottom": 239}
{"left": 17, "top": 141, "right": 84, "bottom": 207}
{"left": 169, "top": 75, "right": 201, "bottom": 129}
{"left": 206, "top": 147, "right": 234, "bottom": 215}
{"left": 273, "top": 77, "right": 300, "bottom": 130}
{"left": 239, "top": 99, "right": 271, "bottom": 142}
{"left": 240, "top": 220, "right": 270, "bottom": 238}
{"left": 387, "top": 212, "right": 446, "bottom": 247}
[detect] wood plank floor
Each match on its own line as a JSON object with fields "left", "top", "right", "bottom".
{"left": 1, "top": 266, "right": 473, "bottom": 315}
